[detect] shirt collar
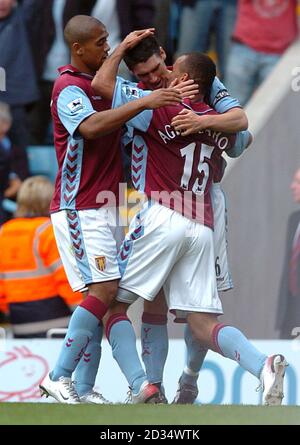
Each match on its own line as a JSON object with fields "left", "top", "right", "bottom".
{"left": 58, "top": 64, "right": 94, "bottom": 80}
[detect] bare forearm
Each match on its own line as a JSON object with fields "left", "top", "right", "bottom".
{"left": 204, "top": 108, "right": 248, "bottom": 132}
{"left": 171, "top": 106, "right": 248, "bottom": 136}
{"left": 92, "top": 47, "right": 124, "bottom": 99}
{"left": 80, "top": 86, "right": 183, "bottom": 139}
{"left": 79, "top": 98, "right": 147, "bottom": 139}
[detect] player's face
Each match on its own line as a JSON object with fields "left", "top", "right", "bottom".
{"left": 81, "top": 25, "right": 110, "bottom": 73}
{"left": 0, "top": 0, "right": 15, "bottom": 19}
{"left": 131, "top": 53, "right": 169, "bottom": 90}
{"left": 291, "top": 169, "right": 300, "bottom": 204}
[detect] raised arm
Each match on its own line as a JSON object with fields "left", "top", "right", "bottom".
{"left": 92, "top": 29, "right": 154, "bottom": 100}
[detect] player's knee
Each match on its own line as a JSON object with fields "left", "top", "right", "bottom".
{"left": 88, "top": 280, "right": 119, "bottom": 305}
{"left": 107, "top": 300, "right": 129, "bottom": 316}
{"left": 188, "top": 322, "right": 206, "bottom": 344}
{"left": 144, "top": 295, "right": 168, "bottom": 315}
{"left": 187, "top": 313, "right": 219, "bottom": 345}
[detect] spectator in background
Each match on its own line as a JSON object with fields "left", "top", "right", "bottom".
{"left": 276, "top": 168, "right": 300, "bottom": 339}
{"left": 0, "top": 102, "right": 27, "bottom": 226}
{"left": 115, "top": 0, "right": 155, "bottom": 41}
{"left": 176, "top": 0, "right": 237, "bottom": 79}
{"left": 0, "top": 0, "right": 37, "bottom": 165}
{"left": 154, "top": 0, "right": 171, "bottom": 61}
{"left": 225, "top": 0, "right": 299, "bottom": 106}
{"left": 22, "top": 0, "right": 96, "bottom": 145}
{"left": 0, "top": 102, "right": 14, "bottom": 226}
{"left": 0, "top": 176, "right": 82, "bottom": 338}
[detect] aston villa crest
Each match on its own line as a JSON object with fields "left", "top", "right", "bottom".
{"left": 95, "top": 256, "right": 106, "bottom": 271}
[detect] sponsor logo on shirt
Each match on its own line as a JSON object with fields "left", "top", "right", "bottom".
{"left": 67, "top": 97, "right": 84, "bottom": 113}
{"left": 124, "top": 86, "right": 140, "bottom": 99}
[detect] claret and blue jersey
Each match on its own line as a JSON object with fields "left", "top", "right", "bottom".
{"left": 113, "top": 77, "right": 250, "bottom": 229}
{"left": 50, "top": 64, "right": 124, "bottom": 213}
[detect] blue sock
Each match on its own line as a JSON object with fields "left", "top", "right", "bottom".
{"left": 107, "top": 316, "right": 147, "bottom": 394}
{"left": 180, "top": 324, "right": 207, "bottom": 386}
{"left": 214, "top": 324, "right": 267, "bottom": 378}
{"left": 74, "top": 322, "right": 103, "bottom": 396}
{"left": 51, "top": 306, "right": 99, "bottom": 380}
{"left": 141, "top": 315, "right": 168, "bottom": 385}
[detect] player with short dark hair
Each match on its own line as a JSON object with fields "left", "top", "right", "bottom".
{"left": 39, "top": 16, "right": 185, "bottom": 405}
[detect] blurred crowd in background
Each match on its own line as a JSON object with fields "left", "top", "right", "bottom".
{"left": 0, "top": 0, "right": 299, "bottom": 335}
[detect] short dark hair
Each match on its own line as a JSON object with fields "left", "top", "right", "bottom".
{"left": 64, "top": 15, "right": 104, "bottom": 46}
{"left": 179, "top": 52, "right": 216, "bottom": 97}
{"left": 124, "top": 36, "right": 161, "bottom": 70}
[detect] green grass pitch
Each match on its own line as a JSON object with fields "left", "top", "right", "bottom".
{"left": 0, "top": 403, "right": 300, "bottom": 425}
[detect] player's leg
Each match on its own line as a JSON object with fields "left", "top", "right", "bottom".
{"left": 112, "top": 202, "right": 187, "bottom": 401}
{"left": 187, "top": 312, "right": 288, "bottom": 405}
{"left": 141, "top": 289, "right": 168, "bottom": 400}
{"left": 172, "top": 324, "right": 207, "bottom": 404}
{"left": 173, "top": 184, "right": 229, "bottom": 404}
{"left": 104, "top": 297, "right": 159, "bottom": 403}
{"left": 173, "top": 181, "right": 231, "bottom": 402}
{"left": 74, "top": 214, "right": 126, "bottom": 404}
{"left": 191, "top": 206, "right": 286, "bottom": 404}
{"left": 73, "top": 321, "right": 110, "bottom": 404}
{"left": 164, "top": 221, "right": 217, "bottom": 405}
{"left": 40, "top": 208, "right": 120, "bottom": 403}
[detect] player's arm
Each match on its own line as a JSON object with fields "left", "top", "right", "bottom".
{"left": 78, "top": 90, "right": 181, "bottom": 139}
{"left": 171, "top": 77, "right": 248, "bottom": 135}
{"left": 195, "top": 128, "right": 253, "bottom": 157}
{"left": 207, "top": 76, "right": 248, "bottom": 131}
{"left": 171, "top": 107, "right": 247, "bottom": 135}
{"left": 92, "top": 30, "right": 198, "bottom": 102}
{"left": 92, "top": 29, "right": 155, "bottom": 100}
{"left": 227, "top": 130, "right": 253, "bottom": 158}
{"left": 57, "top": 84, "right": 181, "bottom": 140}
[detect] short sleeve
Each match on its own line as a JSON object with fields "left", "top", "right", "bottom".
{"left": 227, "top": 130, "right": 251, "bottom": 158}
{"left": 112, "top": 76, "right": 153, "bottom": 132}
{"left": 209, "top": 77, "right": 241, "bottom": 113}
{"left": 57, "top": 85, "right": 96, "bottom": 137}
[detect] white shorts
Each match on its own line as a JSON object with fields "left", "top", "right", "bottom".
{"left": 51, "top": 208, "right": 124, "bottom": 292}
{"left": 211, "top": 183, "right": 233, "bottom": 292}
{"left": 117, "top": 202, "right": 223, "bottom": 316}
